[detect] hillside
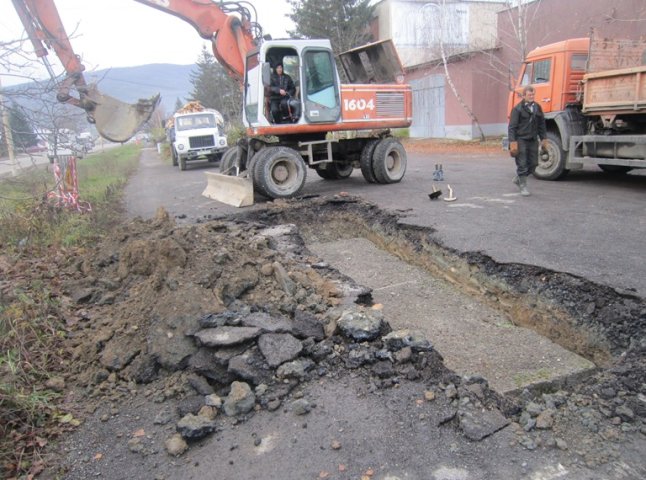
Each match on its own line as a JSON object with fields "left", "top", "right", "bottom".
{"left": 84, "top": 64, "right": 195, "bottom": 114}
{"left": 7, "top": 63, "right": 195, "bottom": 117}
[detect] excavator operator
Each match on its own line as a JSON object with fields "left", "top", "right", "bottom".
{"left": 269, "top": 63, "right": 299, "bottom": 123}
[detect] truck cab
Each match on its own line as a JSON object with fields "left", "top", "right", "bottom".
{"left": 508, "top": 38, "right": 589, "bottom": 118}
{"left": 509, "top": 35, "right": 646, "bottom": 180}
{"left": 172, "top": 110, "right": 228, "bottom": 171}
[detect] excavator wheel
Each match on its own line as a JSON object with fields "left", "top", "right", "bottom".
{"left": 360, "top": 139, "right": 380, "bottom": 183}
{"left": 219, "top": 147, "right": 239, "bottom": 175}
{"left": 251, "top": 148, "right": 275, "bottom": 198}
{"left": 254, "top": 146, "right": 307, "bottom": 199}
{"left": 315, "top": 162, "right": 353, "bottom": 180}
{"left": 372, "top": 138, "right": 407, "bottom": 184}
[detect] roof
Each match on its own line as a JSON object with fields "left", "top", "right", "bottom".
{"left": 526, "top": 38, "right": 590, "bottom": 59}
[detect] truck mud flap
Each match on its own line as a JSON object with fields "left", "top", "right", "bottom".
{"left": 202, "top": 171, "right": 254, "bottom": 207}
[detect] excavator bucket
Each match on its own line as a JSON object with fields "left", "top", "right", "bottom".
{"left": 84, "top": 85, "right": 161, "bottom": 143}
{"left": 202, "top": 171, "right": 254, "bottom": 207}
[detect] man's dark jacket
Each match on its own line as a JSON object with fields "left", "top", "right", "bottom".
{"left": 508, "top": 101, "right": 547, "bottom": 141}
{"left": 270, "top": 73, "right": 295, "bottom": 101}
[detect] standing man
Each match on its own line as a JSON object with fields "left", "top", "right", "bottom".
{"left": 508, "top": 86, "right": 548, "bottom": 196}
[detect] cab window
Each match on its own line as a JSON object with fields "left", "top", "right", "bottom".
{"left": 244, "top": 53, "right": 260, "bottom": 123}
{"left": 571, "top": 54, "right": 587, "bottom": 70}
{"left": 304, "top": 50, "right": 337, "bottom": 108}
{"left": 532, "top": 59, "right": 551, "bottom": 83}
{"left": 521, "top": 63, "right": 533, "bottom": 86}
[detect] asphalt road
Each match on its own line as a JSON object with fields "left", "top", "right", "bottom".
{"left": 126, "top": 146, "right": 646, "bottom": 299}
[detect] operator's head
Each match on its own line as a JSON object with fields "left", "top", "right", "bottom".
{"left": 275, "top": 63, "right": 283, "bottom": 74}
{"left": 522, "top": 85, "right": 535, "bottom": 103}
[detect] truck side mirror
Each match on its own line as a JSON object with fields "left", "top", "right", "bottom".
{"left": 262, "top": 63, "right": 271, "bottom": 87}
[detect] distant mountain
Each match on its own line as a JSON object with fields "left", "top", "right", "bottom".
{"left": 84, "top": 64, "right": 196, "bottom": 114}
{"left": 7, "top": 63, "right": 196, "bottom": 117}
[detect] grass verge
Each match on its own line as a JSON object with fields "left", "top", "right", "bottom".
{"left": 0, "top": 144, "right": 140, "bottom": 478}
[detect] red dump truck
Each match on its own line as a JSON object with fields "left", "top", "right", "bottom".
{"left": 508, "top": 33, "right": 646, "bottom": 179}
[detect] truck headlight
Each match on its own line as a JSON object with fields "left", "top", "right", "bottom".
{"left": 177, "top": 144, "right": 185, "bottom": 151}
{"left": 219, "top": 139, "right": 226, "bottom": 146}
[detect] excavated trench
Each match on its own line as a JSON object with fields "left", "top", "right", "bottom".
{"left": 238, "top": 197, "right": 645, "bottom": 395}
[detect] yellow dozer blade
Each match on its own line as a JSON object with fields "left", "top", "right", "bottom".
{"left": 84, "top": 85, "right": 161, "bottom": 143}
{"left": 202, "top": 171, "right": 254, "bottom": 207}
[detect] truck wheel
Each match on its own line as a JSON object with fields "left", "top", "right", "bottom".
{"left": 255, "top": 147, "right": 307, "bottom": 199}
{"left": 315, "top": 162, "right": 353, "bottom": 180}
{"left": 360, "top": 139, "right": 379, "bottom": 183}
{"left": 598, "top": 164, "right": 633, "bottom": 174}
{"left": 171, "top": 148, "right": 178, "bottom": 167}
{"left": 372, "top": 138, "right": 407, "bottom": 184}
{"left": 533, "top": 131, "right": 568, "bottom": 180}
{"left": 219, "top": 147, "right": 238, "bottom": 174}
{"left": 179, "top": 157, "right": 186, "bottom": 171}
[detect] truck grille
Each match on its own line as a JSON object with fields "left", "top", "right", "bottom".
{"left": 189, "top": 135, "right": 215, "bottom": 149}
{"left": 376, "top": 92, "right": 405, "bottom": 117}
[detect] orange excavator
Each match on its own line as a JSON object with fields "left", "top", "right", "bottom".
{"left": 13, "top": 0, "right": 413, "bottom": 206}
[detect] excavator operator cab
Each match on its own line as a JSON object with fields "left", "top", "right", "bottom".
{"left": 243, "top": 39, "right": 342, "bottom": 129}
{"left": 265, "top": 52, "right": 301, "bottom": 124}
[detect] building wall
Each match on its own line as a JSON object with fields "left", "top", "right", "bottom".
{"left": 468, "top": 3, "right": 502, "bottom": 51}
{"left": 375, "top": 0, "right": 504, "bottom": 68}
{"left": 400, "top": 0, "right": 646, "bottom": 139}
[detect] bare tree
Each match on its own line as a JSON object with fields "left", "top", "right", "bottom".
{"left": 421, "top": 1, "right": 487, "bottom": 141}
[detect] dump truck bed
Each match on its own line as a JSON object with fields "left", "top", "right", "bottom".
{"left": 582, "top": 35, "right": 646, "bottom": 115}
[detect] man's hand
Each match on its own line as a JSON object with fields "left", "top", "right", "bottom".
{"left": 540, "top": 139, "right": 549, "bottom": 151}
{"left": 279, "top": 89, "right": 286, "bottom": 96}
{"left": 509, "top": 141, "right": 519, "bottom": 157}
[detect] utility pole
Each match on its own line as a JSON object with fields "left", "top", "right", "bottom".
{"left": 0, "top": 76, "right": 18, "bottom": 176}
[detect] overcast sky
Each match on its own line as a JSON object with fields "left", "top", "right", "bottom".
{"left": 0, "top": 0, "right": 294, "bottom": 86}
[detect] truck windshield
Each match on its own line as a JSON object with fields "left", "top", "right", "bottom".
{"left": 176, "top": 114, "right": 218, "bottom": 131}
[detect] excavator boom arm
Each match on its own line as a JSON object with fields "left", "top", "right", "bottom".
{"left": 134, "top": 0, "right": 259, "bottom": 81}
{"left": 11, "top": 0, "right": 259, "bottom": 142}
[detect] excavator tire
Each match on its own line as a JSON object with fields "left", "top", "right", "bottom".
{"left": 219, "top": 147, "right": 239, "bottom": 175}
{"left": 250, "top": 148, "right": 275, "bottom": 198}
{"left": 372, "top": 138, "right": 407, "bottom": 184}
{"left": 254, "top": 146, "right": 307, "bottom": 199}
{"left": 360, "top": 139, "right": 380, "bottom": 183}
{"left": 315, "top": 162, "right": 353, "bottom": 180}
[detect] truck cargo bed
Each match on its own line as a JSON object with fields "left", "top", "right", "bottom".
{"left": 582, "top": 66, "right": 646, "bottom": 115}
{"left": 582, "top": 34, "right": 646, "bottom": 115}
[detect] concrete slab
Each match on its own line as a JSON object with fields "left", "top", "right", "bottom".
{"left": 309, "top": 237, "right": 595, "bottom": 393}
